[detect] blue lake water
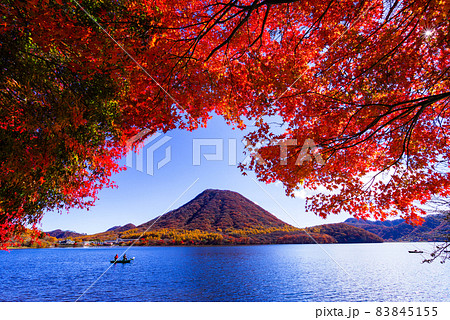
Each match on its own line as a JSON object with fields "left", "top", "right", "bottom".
{"left": 0, "top": 243, "right": 448, "bottom": 302}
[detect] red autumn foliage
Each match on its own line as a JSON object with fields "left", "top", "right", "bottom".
{"left": 1, "top": 0, "right": 449, "bottom": 247}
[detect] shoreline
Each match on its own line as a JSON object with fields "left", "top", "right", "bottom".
{"left": 6, "top": 240, "right": 442, "bottom": 250}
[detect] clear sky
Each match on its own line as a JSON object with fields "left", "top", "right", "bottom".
{"left": 39, "top": 116, "right": 352, "bottom": 234}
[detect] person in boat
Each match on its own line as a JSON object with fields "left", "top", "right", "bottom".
{"left": 114, "top": 254, "right": 118, "bottom": 261}
{"left": 123, "top": 254, "right": 127, "bottom": 261}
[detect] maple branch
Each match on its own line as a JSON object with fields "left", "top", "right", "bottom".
{"left": 321, "top": 93, "right": 450, "bottom": 165}
{"left": 205, "top": 0, "right": 261, "bottom": 60}
{"left": 293, "top": 0, "right": 336, "bottom": 54}
{"left": 168, "top": 0, "right": 300, "bottom": 62}
{"left": 248, "top": 4, "right": 271, "bottom": 49}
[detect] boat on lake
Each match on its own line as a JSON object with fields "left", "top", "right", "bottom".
{"left": 408, "top": 250, "right": 424, "bottom": 253}
{"left": 110, "top": 257, "right": 135, "bottom": 264}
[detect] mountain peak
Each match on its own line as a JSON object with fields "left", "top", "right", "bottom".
{"left": 45, "top": 229, "right": 86, "bottom": 239}
{"left": 138, "top": 189, "right": 289, "bottom": 231}
{"left": 106, "top": 223, "right": 136, "bottom": 232}
{"left": 195, "top": 189, "right": 243, "bottom": 198}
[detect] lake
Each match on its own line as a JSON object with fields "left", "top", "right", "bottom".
{"left": 0, "top": 243, "right": 448, "bottom": 302}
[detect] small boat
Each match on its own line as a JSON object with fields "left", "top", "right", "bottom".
{"left": 408, "top": 250, "right": 423, "bottom": 254}
{"left": 110, "top": 257, "right": 135, "bottom": 264}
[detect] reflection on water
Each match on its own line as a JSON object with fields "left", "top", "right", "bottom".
{"left": 0, "top": 243, "right": 448, "bottom": 301}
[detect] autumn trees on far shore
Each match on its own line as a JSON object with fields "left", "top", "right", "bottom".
{"left": 1, "top": 0, "right": 449, "bottom": 249}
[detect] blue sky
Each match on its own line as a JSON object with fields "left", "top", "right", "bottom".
{"left": 40, "top": 116, "right": 352, "bottom": 234}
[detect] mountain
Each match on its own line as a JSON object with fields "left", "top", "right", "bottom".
{"left": 61, "top": 189, "right": 384, "bottom": 245}
{"left": 106, "top": 223, "right": 136, "bottom": 232}
{"left": 45, "top": 229, "right": 86, "bottom": 239}
{"left": 116, "top": 189, "right": 382, "bottom": 245}
{"left": 306, "top": 223, "right": 383, "bottom": 243}
{"left": 136, "top": 189, "right": 289, "bottom": 232}
{"left": 344, "top": 214, "right": 449, "bottom": 241}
